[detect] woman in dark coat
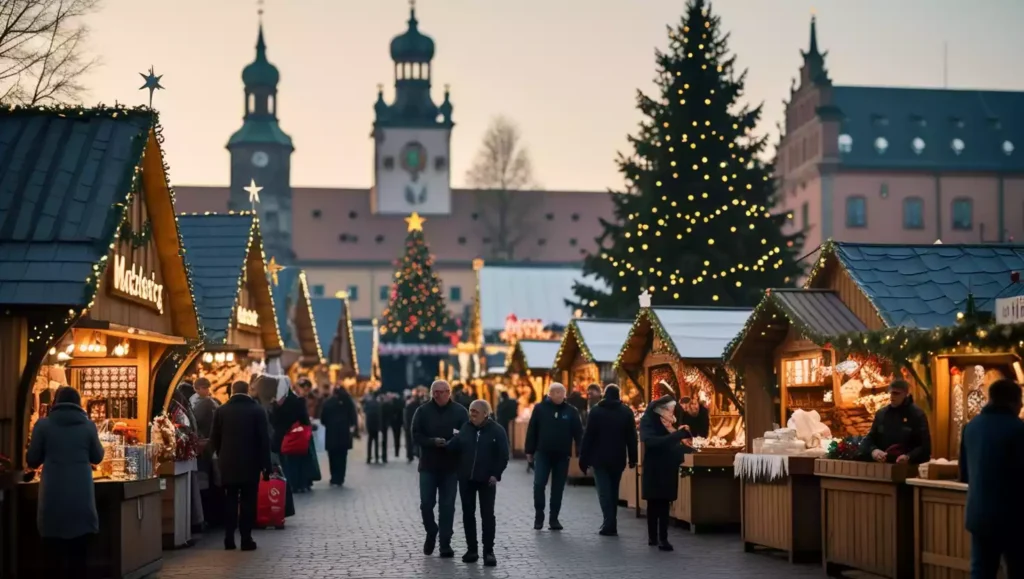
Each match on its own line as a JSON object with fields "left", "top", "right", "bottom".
{"left": 639, "top": 395, "right": 692, "bottom": 551}
{"left": 321, "top": 386, "right": 358, "bottom": 486}
{"left": 26, "top": 387, "right": 104, "bottom": 578}
{"left": 268, "top": 377, "right": 312, "bottom": 493}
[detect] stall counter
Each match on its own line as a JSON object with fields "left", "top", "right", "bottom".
{"left": 17, "top": 478, "right": 163, "bottom": 579}
{"left": 739, "top": 455, "right": 821, "bottom": 563}
{"left": 672, "top": 451, "right": 740, "bottom": 533}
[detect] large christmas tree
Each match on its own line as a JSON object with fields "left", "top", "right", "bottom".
{"left": 571, "top": 0, "right": 804, "bottom": 317}
{"left": 380, "top": 212, "right": 452, "bottom": 343}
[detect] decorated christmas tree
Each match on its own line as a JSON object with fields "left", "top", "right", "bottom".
{"left": 380, "top": 212, "right": 452, "bottom": 344}
{"left": 571, "top": 0, "right": 804, "bottom": 317}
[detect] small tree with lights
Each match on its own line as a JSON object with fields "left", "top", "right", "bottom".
{"left": 380, "top": 212, "right": 452, "bottom": 344}
{"left": 571, "top": 0, "right": 804, "bottom": 317}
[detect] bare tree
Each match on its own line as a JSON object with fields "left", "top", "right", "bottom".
{"left": 466, "top": 116, "right": 540, "bottom": 262}
{"left": 0, "top": 0, "right": 99, "bottom": 105}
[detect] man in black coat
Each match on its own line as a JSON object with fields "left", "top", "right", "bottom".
{"left": 387, "top": 392, "right": 405, "bottom": 459}
{"left": 578, "top": 384, "right": 638, "bottom": 536}
{"left": 861, "top": 380, "right": 931, "bottom": 465}
{"left": 495, "top": 391, "right": 519, "bottom": 443}
{"left": 404, "top": 388, "right": 425, "bottom": 463}
{"left": 363, "top": 392, "right": 384, "bottom": 464}
{"left": 411, "top": 380, "right": 469, "bottom": 558}
{"left": 321, "top": 386, "right": 358, "bottom": 486}
{"left": 960, "top": 379, "right": 1024, "bottom": 577}
{"left": 525, "top": 383, "right": 583, "bottom": 531}
{"left": 210, "top": 380, "right": 272, "bottom": 552}
{"left": 445, "top": 399, "right": 509, "bottom": 567}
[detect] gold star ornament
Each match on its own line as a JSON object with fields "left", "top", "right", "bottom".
{"left": 405, "top": 212, "right": 426, "bottom": 232}
{"left": 267, "top": 257, "right": 284, "bottom": 286}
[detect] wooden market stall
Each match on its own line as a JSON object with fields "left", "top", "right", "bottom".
{"left": 504, "top": 339, "right": 560, "bottom": 457}
{"left": 272, "top": 268, "right": 325, "bottom": 386}
{"left": 178, "top": 212, "right": 284, "bottom": 402}
{"left": 614, "top": 306, "right": 750, "bottom": 529}
{"left": 1, "top": 106, "right": 205, "bottom": 578}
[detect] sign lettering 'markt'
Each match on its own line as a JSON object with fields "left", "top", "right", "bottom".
{"left": 112, "top": 253, "right": 164, "bottom": 314}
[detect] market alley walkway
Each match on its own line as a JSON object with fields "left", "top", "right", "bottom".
{"left": 158, "top": 445, "right": 823, "bottom": 579}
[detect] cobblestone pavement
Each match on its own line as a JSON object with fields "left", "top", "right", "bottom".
{"left": 158, "top": 443, "right": 826, "bottom": 579}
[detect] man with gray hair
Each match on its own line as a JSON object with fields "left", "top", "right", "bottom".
{"left": 525, "top": 382, "right": 583, "bottom": 531}
{"left": 444, "top": 398, "right": 508, "bottom": 566}
{"left": 411, "top": 380, "right": 468, "bottom": 558}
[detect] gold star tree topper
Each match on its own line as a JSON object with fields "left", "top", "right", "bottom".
{"left": 405, "top": 212, "right": 426, "bottom": 232}
{"left": 244, "top": 179, "right": 263, "bottom": 205}
{"left": 267, "top": 256, "right": 284, "bottom": 286}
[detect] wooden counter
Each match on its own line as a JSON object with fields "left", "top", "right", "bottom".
{"left": 739, "top": 455, "right": 821, "bottom": 563}
{"left": 672, "top": 451, "right": 740, "bottom": 533}
{"left": 17, "top": 478, "right": 163, "bottom": 579}
{"left": 816, "top": 459, "right": 916, "bottom": 579}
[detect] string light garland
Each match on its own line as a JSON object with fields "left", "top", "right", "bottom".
{"left": 296, "top": 271, "right": 324, "bottom": 361}
{"left": 613, "top": 308, "right": 683, "bottom": 370}
{"left": 570, "top": 0, "right": 804, "bottom": 318}
{"left": 552, "top": 320, "right": 597, "bottom": 369}
{"left": 336, "top": 291, "right": 360, "bottom": 376}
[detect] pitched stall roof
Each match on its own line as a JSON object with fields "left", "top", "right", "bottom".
{"left": 507, "top": 339, "right": 561, "bottom": 372}
{"left": 352, "top": 325, "right": 374, "bottom": 379}
{"left": 808, "top": 242, "right": 1024, "bottom": 328}
{"left": 271, "top": 268, "right": 322, "bottom": 361}
{"left": 178, "top": 212, "right": 282, "bottom": 349}
{"left": 479, "top": 265, "right": 608, "bottom": 332}
{"left": 553, "top": 319, "right": 633, "bottom": 370}
{"left": 616, "top": 307, "right": 752, "bottom": 368}
{"left": 310, "top": 297, "right": 342, "bottom": 362}
{"left": 724, "top": 289, "right": 869, "bottom": 361}
{"left": 831, "top": 87, "right": 1023, "bottom": 172}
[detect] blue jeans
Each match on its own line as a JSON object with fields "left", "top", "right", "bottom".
{"left": 971, "top": 531, "right": 1022, "bottom": 578}
{"left": 533, "top": 452, "right": 569, "bottom": 517}
{"left": 593, "top": 467, "right": 623, "bottom": 530}
{"left": 419, "top": 471, "right": 458, "bottom": 546}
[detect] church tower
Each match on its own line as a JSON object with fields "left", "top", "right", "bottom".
{"left": 227, "top": 18, "right": 295, "bottom": 263}
{"left": 372, "top": 2, "right": 454, "bottom": 216}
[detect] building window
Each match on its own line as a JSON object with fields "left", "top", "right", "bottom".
{"left": 312, "top": 284, "right": 325, "bottom": 297}
{"left": 434, "top": 157, "right": 447, "bottom": 171}
{"left": 845, "top": 196, "right": 867, "bottom": 228}
{"left": 457, "top": 236, "right": 466, "bottom": 245}
{"left": 347, "top": 286, "right": 359, "bottom": 301}
{"left": 569, "top": 238, "right": 577, "bottom": 246}
{"left": 383, "top": 157, "right": 395, "bottom": 170}
{"left": 545, "top": 213, "right": 554, "bottom": 221}
{"left": 449, "top": 286, "right": 462, "bottom": 302}
{"left": 801, "top": 202, "right": 809, "bottom": 230}
{"left": 538, "top": 238, "right": 547, "bottom": 246}
{"left": 571, "top": 213, "right": 580, "bottom": 222}
{"left": 348, "top": 211, "right": 358, "bottom": 219}
{"left": 379, "top": 285, "right": 389, "bottom": 302}
{"left": 952, "top": 198, "right": 973, "bottom": 230}
{"left": 312, "top": 209, "right": 322, "bottom": 219}
{"left": 375, "top": 234, "right": 385, "bottom": 244}
{"left": 903, "top": 197, "right": 924, "bottom": 230}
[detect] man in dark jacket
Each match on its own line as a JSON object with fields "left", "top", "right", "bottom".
{"left": 388, "top": 392, "right": 405, "bottom": 458}
{"left": 445, "top": 399, "right": 509, "bottom": 567}
{"left": 363, "top": 392, "right": 384, "bottom": 464}
{"left": 578, "top": 384, "right": 638, "bottom": 536}
{"left": 525, "top": 382, "right": 583, "bottom": 531}
{"left": 861, "top": 380, "right": 931, "bottom": 464}
{"left": 210, "top": 381, "right": 272, "bottom": 552}
{"left": 411, "top": 380, "right": 469, "bottom": 558}
{"left": 495, "top": 391, "right": 519, "bottom": 443}
{"left": 678, "top": 395, "right": 710, "bottom": 438}
{"left": 321, "top": 386, "right": 358, "bottom": 486}
{"left": 404, "top": 388, "right": 425, "bottom": 463}
{"left": 960, "top": 379, "right": 1024, "bottom": 577}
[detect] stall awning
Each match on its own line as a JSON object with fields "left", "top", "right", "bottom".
{"left": 617, "top": 307, "right": 752, "bottom": 368}
{"left": 353, "top": 325, "right": 374, "bottom": 379}
{"left": 509, "top": 340, "right": 561, "bottom": 371}
{"left": 553, "top": 319, "right": 633, "bottom": 369}
{"left": 478, "top": 265, "right": 607, "bottom": 332}
{"left": 272, "top": 268, "right": 322, "bottom": 361}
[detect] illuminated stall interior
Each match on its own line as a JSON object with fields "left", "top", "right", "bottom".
{"left": 552, "top": 318, "right": 635, "bottom": 397}
{"left": 505, "top": 339, "right": 561, "bottom": 413}
{"left": 272, "top": 268, "right": 324, "bottom": 384}
{"left": 178, "top": 212, "right": 283, "bottom": 400}
{"left": 615, "top": 307, "right": 750, "bottom": 446}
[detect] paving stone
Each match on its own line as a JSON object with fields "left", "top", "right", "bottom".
{"left": 157, "top": 444, "right": 824, "bottom": 579}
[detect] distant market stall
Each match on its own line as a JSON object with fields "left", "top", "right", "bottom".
{"left": 272, "top": 268, "right": 324, "bottom": 385}
{"left": 504, "top": 339, "right": 561, "bottom": 457}
{"left": 178, "top": 212, "right": 283, "bottom": 400}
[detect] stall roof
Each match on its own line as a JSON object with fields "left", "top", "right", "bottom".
{"left": 271, "top": 268, "right": 322, "bottom": 360}
{"left": 178, "top": 212, "right": 281, "bottom": 349}
{"left": 616, "top": 307, "right": 752, "bottom": 367}
{"left": 310, "top": 297, "right": 342, "bottom": 360}
{"left": 478, "top": 265, "right": 608, "bottom": 332}
{"left": 0, "top": 106, "right": 201, "bottom": 337}
{"left": 353, "top": 325, "right": 374, "bottom": 379}
{"left": 807, "top": 241, "right": 1024, "bottom": 328}
{"left": 512, "top": 339, "right": 561, "bottom": 371}
{"left": 724, "top": 289, "right": 869, "bottom": 361}
{"left": 554, "top": 319, "right": 633, "bottom": 369}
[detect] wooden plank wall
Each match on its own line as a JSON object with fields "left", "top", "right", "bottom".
{"left": 0, "top": 316, "right": 26, "bottom": 460}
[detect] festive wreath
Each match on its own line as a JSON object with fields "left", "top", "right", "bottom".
{"left": 826, "top": 435, "right": 865, "bottom": 460}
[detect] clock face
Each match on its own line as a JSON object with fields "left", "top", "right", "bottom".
{"left": 251, "top": 151, "right": 270, "bottom": 168}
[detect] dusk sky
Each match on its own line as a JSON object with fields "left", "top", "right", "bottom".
{"left": 84, "top": 0, "right": 1024, "bottom": 191}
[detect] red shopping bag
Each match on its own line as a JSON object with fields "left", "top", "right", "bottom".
{"left": 280, "top": 422, "right": 312, "bottom": 456}
{"left": 256, "top": 474, "right": 287, "bottom": 529}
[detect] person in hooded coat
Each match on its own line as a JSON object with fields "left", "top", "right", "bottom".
{"left": 578, "top": 384, "right": 638, "bottom": 536}
{"left": 26, "top": 386, "right": 104, "bottom": 578}
{"left": 639, "top": 395, "right": 693, "bottom": 551}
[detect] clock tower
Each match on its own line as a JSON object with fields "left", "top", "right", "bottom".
{"left": 227, "top": 21, "right": 295, "bottom": 263}
{"left": 372, "top": 3, "right": 454, "bottom": 216}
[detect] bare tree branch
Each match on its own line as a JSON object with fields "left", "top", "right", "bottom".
{"left": 0, "top": 0, "right": 99, "bottom": 105}
{"left": 466, "top": 116, "right": 541, "bottom": 261}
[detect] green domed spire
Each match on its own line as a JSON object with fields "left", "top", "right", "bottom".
{"left": 242, "top": 24, "right": 280, "bottom": 88}
{"left": 390, "top": 4, "right": 435, "bottom": 63}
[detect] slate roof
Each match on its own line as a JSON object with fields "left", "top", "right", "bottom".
{"left": 770, "top": 289, "right": 869, "bottom": 337}
{"left": 178, "top": 213, "right": 256, "bottom": 343}
{"left": 272, "top": 267, "right": 301, "bottom": 349}
{"left": 816, "top": 242, "right": 1024, "bottom": 328}
{"left": 572, "top": 319, "right": 634, "bottom": 363}
{"left": 0, "top": 107, "right": 155, "bottom": 306}
{"left": 310, "top": 297, "right": 342, "bottom": 360}
{"left": 832, "top": 87, "right": 1023, "bottom": 172}
{"left": 479, "top": 265, "right": 608, "bottom": 332}
{"left": 353, "top": 325, "right": 374, "bottom": 379}
{"left": 517, "top": 339, "right": 561, "bottom": 370}
{"left": 651, "top": 307, "right": 752, "bottom": 360}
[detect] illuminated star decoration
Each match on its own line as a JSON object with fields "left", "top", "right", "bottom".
{"left": 405, "top": 212, "right": 426, "bottom": 232}
{"left": 138, "top": 66, "right": 164, "bottom": 108}
{"left": 638, "top": 288, "right": 652, "bottom": 309}
{"left": 267, "top": 257, "right": 285, "bottom": 286}
{"left": 244, "top": 179, "right": 263, "bottom": 206}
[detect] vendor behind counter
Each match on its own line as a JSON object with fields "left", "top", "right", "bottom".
{"left": 859, "top": 379, "right": 931, "bottom": 465}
